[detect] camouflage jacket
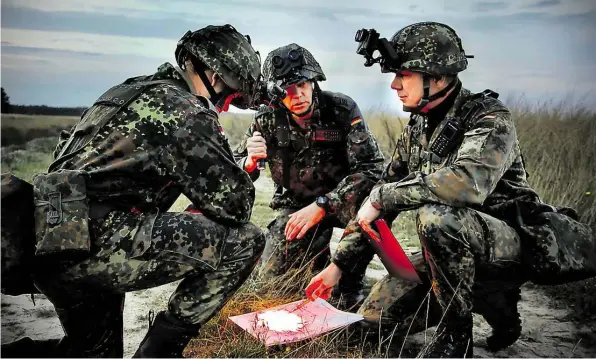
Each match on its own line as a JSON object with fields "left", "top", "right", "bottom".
{"left": 51, "top": 62, "right": 255, "bottom": 227}
{"left": 332, "top": 85, "right": 543, "bottom": 270}
{"left": 234, "top": 91, "right": 385, "bottom": 224}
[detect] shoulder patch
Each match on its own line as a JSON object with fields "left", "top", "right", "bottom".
{"left": 350, "top": 117, "right": 363, "bottom": 126}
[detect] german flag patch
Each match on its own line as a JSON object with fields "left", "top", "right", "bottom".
{"left": 350, "top": 117, "right": 363, "bottom": 126}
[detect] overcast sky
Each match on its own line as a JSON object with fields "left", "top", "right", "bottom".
{"left": 2, "top": 0, "right": 595, "bottom": 115}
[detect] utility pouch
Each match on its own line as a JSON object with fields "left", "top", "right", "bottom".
{"left": 32, "top": 170, "right": 91, "bottom": 258}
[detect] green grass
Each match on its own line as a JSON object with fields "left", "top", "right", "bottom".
{"left": 2, "top": 99, "right": 595, "bottom": 357}
{"left": 1, "top": 113, "right": 79, "bottom": 130}
{"left": 1, "top": 114, "right": 79, "bottom": 147}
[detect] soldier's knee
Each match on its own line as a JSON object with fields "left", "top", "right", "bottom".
{"left": 416, "top": 204, "right": 464, "bottom": 246}
{"left": 242, "top": 222, "right": 266, "bottom": 253}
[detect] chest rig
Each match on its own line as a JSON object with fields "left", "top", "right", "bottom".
{"left": 262, "top": 95, "right": 348, "bottom": 190}
{"left": 409, "top": 89, "right": 499, "bottom": 172}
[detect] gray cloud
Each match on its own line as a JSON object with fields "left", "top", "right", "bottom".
{"left": 472, "top": 1, "right": 511, "bottom": 12}
{"left": 2, "top": 0, "right": 595, "bottom": 110}
{"left": 525, "top": 0, "right": 561, "bottom": 8}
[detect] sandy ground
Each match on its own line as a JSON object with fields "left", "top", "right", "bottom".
{"left": 2, "top": 175, "right": 595, "bottom": 358}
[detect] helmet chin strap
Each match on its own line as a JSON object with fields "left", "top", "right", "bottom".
{"left": 197, "top": 70, "right": 236, "bottom": 113}
{"left": 403, "top": 75, "right": 459, "bottom": 113}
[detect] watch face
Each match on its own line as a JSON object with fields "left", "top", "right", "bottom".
{"left": 317, "top": 196, "right": 328, "bottom": 206}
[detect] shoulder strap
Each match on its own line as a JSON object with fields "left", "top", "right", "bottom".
{"left": 455, "top": 89, "right": 499, "bottom": 131}
{"left": 49, "top": 79, "right": 182, "bottom": 172}
{"left": 274, "top": 110, "right": 291, "bottom": 189}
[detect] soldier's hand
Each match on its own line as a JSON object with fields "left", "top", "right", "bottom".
{"left": 285, "top": 202, "right": 326, "bottom": 241}
{"left": 356, "top": 198, "right": 381, "bottom": 229}
{"left": 245, "top": 131, "right": 267, "bottom": 171}
{"left": 305, "top": 263, "right": 342, "bottom": 301}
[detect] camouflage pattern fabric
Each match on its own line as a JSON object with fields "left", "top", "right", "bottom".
{"left": 32, "top": 170, "right": 91, "bottom": 257}
{"left": 262, "top": 43, "right": 326, "bottom": 87}
{"left": 53, "top": 62, "right": 255, "bottom": 226}
{"left": 235, "top": 91, "right": 385, "bottom": 223}
{"left": 387, "top": 21, "right": 470, "bottom": 75}
{"left": 259, "top": 208, "right": 339, "bottom": 279}
{"left": 27, "top": 61, "right": 265, "bottom": 355}
{"left": 234, "top": 90, "right": 384, "bottom": 277}
{"left": 350, "top": 204, "right": 525, "bottom": 330}
{"left": 34, "top": 211, "right": 264, "bottom": 356}
{"left": 333, "top": 86, "right": 536, "bottom": 271}
{"left": 175, "top": 24, "right": 261, "bottom": 103}
{"left": 331, "top": 86, "right": 539, "bottom": 354}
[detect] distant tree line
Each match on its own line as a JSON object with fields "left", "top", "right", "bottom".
{"left": 1, "top": 87, "right": 86, "bottom": 116}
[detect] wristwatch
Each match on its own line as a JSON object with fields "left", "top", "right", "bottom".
{"left": 316, "top": 195, "right": 333, "bottom": 213}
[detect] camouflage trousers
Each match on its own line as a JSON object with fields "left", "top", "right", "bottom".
{"left": 259, "top": 208, "right": 343, "bottom": 279}
{"left": 356, "top": 204, "right": 525, "bottom": 340}
{"left": 258, "top": 208, "right": 372, "bottom": 295}
{"left": 33, "top": 210, "right": 265, "bottom": 357}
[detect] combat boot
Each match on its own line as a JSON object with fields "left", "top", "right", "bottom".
{"left": 478, "top": 287, "right": 522, "bottom": 351}
{"left": 418, "top": 313, "right": 474, "bottom": 358}
{"left": 132, "top": 310, "right": 199, "bottom": 358}
{"left": 1, "top": 337, "right": 64, "bottom": 358}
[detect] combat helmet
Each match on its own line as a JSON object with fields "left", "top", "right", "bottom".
{"left": 388, "top": 21, "right": 470, "bottom": 77}
{"left": 262, "top": 43, "right": 326, "bottom": 88}
{"left": 355, "top": 21, "right": 473, "bottom": 112}
{"left": 175, "top": 24, "right": 262, "bottom": 111}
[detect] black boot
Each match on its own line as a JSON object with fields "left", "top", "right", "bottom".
{"left": 132, "top": 311, "right": 199, "bottom": 358}
{"left": 418, "top": 313, "right": 474, "bottom": 358}
{"left": 478, "top": 287, "right": 522, "bottom": 351}
{"left": 1, "top": 337, "right": 65, "bottom": 358}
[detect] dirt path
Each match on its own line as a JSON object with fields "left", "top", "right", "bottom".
{"left": 2, "top": 176, "right": 595, "bottom": 357}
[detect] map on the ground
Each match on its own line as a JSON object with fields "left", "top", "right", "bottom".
{"left": 229, "top": 298, "right": 364, "bottom": 346}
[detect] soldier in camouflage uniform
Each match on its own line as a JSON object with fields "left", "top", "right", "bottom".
{"left": 7, "top": 25, "right": 265, "bottom": 358}
{"left": 305, "top": 22, "right": 595, "bottom": 358}
{"left": 234, "top": 43, "right": 385, "bottom": 308}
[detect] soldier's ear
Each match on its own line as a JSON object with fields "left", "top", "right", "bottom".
{"left": 209, "top": 72, "right": 226, "bottom": 90}
{"left": 434, "top": 75, "right": 450, "bottom": 89}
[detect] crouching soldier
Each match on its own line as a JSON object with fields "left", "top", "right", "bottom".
{"left": 305, "top": 21, "right": 596, "bottom": 358}
{"left": 4, "top": 24, "right": 266, "bottom": 358}
{"left": 234, "top": 43, "right": 385, "bottom": 310}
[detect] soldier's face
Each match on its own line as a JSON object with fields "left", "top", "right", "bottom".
{"left": 391, "top": 71, "right": 424, "bottom": 107}
{"left": 391, "top": 71, "right": 444, "bottom": 111}
{"left": 282, "top": 81, "right": 314, "bottom": 115}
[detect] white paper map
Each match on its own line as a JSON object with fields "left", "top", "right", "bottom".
{"left": 228, "top": 298, "right": 364, "bottom": 346}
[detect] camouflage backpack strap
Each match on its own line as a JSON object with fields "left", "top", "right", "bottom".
{"left": 272, "top": 108, "right": 292, "bottom": 189}
{"left": 455, "top": 89, "right": 499, "bottom": 131}
{"left": 32, "top": 79, "right": 183, "bottom": 262}
{"left": 424, "top": 89, "right": 499, "bottom": 163}
{"left": 49, "top": 79, "right": 183, "bottom": 172}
